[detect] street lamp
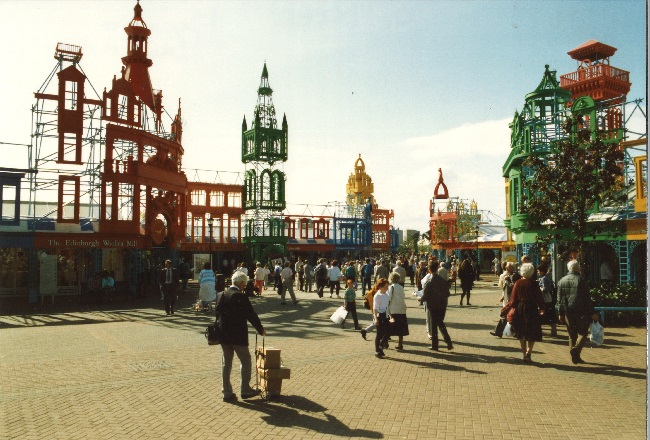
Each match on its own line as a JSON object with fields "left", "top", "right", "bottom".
{"left": 474, "top": 225, "right": 480, "bottom": 281}
{"left": 207, "top": 216, "right": 214, "bottom": 269}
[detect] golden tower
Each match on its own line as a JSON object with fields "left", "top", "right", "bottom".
{"left": 346, "top": 154, "right": 376, "bottom": 207}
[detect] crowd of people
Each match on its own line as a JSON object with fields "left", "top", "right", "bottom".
{"left": 155, "top": 252, "right": 600, "bottom": 401}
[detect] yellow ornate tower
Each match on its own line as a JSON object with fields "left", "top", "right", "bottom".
{"left": 346, "top": 154, "right": 376, "bottom": 207}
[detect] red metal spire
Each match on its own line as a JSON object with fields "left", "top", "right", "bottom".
{"left": 121, "top": 1, "right": 161, "bottom": 122}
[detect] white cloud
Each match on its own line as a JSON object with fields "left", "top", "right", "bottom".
{"left": 282, "top": 118, "right": 512, "bottom": 233}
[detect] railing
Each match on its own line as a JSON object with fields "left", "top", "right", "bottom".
{"left": 560, "top": 64, "right": 630, "bottom": 86}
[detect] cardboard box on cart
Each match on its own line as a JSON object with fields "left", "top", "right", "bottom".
{"left": 256, "top": 347, "right": 282, "bottom": 369}
{"left": 258, "top": 366, "right": 291, "bottom": 380}
{"left": 256, "top": 346, "right": 289, "bottom": 397}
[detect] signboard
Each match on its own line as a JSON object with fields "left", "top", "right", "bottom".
{"left": 39, "top": 254, "right": 58, "bottom": 296}
{"left": 34, "top": 234, "right": 145, "bottom": 249}
{"left": 193, "top": 254, "right": 209, "bottom": 279}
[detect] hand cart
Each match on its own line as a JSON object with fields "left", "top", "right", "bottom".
{"left": 254, "top": 334, "right": 290, "bottom": 400}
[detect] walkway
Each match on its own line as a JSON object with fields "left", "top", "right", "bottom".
{"left": 0, "top": 275, "right": 646, "bottom": 439}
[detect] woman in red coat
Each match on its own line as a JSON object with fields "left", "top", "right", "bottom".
{"left": 505, "top": 263, "right": 546, "bottom": 363}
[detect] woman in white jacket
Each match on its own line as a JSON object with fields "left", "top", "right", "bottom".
{"left": 328, "top": 260, "right": 343, "bottom": 298}
{"left": 388, "top": 272, "right": 408, "bottom": 350}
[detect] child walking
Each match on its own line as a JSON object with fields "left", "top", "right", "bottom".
{"left": 341, "top": 279, "right": 361, "bottom": 330}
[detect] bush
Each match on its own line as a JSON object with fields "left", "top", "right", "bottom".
{"left": 588, "top": 282, "right": 647, "bottom": 326}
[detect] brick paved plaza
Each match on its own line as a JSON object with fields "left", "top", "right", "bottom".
{"left": 0, "top": 275, "right": 646, "bottom": 440}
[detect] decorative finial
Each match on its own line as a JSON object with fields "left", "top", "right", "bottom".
{"left": 134, "top": 1, "right": 143, "bottom": 20}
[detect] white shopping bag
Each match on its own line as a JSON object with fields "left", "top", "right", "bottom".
{"left": 589, "top": 321, "right": 604, "bottom": 346}
{"left": 330, "top": 306, "right": 348, "bottom": 325}
{"left": 503, "top": 322, "right": 513, "bottom": 337}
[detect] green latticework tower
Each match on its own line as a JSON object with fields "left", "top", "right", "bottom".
{"left": 242, "top": 63, "right": 288, "bottom": 262}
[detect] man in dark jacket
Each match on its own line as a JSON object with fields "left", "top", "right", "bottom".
{"left": 215, "top": 271, "right": 265, "bottom": 402}
{"left": 361, "top": 258, "right": 374, "bottom": 296}
{"left": 557, "top": 260, "right": 599, "bottom": 364}
{"left": 419, "top": 261, "right": 453, "bottom": 351}
{"left": 158, "top": 259, "right": 179, "bottom": 315}
{"left": 314, "top": 258, "right": 329, "bottom": 298}
{"left": 457, "top": 255, "right": 475, "bottom": 306}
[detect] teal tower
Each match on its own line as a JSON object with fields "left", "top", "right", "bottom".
{"left": 242, "top": 63, "right": 288, "bottom": 262}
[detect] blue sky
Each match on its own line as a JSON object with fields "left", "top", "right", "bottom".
{"left": 0, "top": 0, "right": 646, "bottom": 231}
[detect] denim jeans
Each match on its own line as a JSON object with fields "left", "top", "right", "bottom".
{"left": 221, "top": 344, "right": 255, "bottom": 397}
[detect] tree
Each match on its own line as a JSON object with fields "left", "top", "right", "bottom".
{"left": 432, "top": 222, "right": 448, "bottom": 244}
{"left": 523, "top": 115, "right": 626, "bottom": 263}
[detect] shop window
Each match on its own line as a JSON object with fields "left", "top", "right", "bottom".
{"left": 0, "top": 249, "right": 29, "bottom": 291}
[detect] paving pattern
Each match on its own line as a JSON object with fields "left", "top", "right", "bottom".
{"left": 0, "top": 275, "right": 646, "bottom": 439}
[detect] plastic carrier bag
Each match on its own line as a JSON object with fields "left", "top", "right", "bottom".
{"left": 503, "top": 322, "right": 513, "bottom": 337}
{"left": 330, "top": 306, "right": 348, "bottom": 325}
{"left": 589, "top": 321, "right": 604, "bottom": 346}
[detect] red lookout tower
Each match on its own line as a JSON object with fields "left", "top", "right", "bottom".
{"left": 560, "top": 40, "right": 631, "bottom": 104}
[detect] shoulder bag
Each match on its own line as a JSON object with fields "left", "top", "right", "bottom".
{"left": 206, "top": 291, "right": 224, "bottom": 345}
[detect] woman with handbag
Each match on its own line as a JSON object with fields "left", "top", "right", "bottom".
{"left": 503, "top": 263, "right": 546, "bottom": 363}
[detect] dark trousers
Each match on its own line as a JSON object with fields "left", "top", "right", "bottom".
{"left": 362, "top": 278, "right": 372, "bottom": 295}
{"left": 161, "top": 284, "right": 177, "bottom": 314}
{"left": 375, "top": 313, "right": 390, "bottom": 353}
{"left": 460, "top": 287, "right": 471, "bottom": 304}
{"left": 298, "top": 273, "right": 304, "bottom": 291}
{"left": 316, "top": 279, "right": 326, "bottom": 297}
{"left": 493, "top": 317, "right": 507, "bottom": 336}
{"left": 343, "top": 301, "right": 359, "bottom": 328}
{"left": 565, "top": 312, "right": 589, "bottom": 355}
{"left": 429, "top": 308, "right": 452, "bottom": 349}
{"left": 329, "top": 280, "right": 340, "bottom": 296}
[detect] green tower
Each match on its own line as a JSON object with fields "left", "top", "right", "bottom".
{"left": 503, "top": 65, "right": 572, "bottom": 256}
{"left": 242, "top": 63, "right": 288, "bottom": 262}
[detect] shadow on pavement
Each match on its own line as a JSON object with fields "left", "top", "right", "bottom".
{"left": 535, "top": 361, "right": 646, "bottom": 380}
{"left": 386, "top": 354, "right": 488, "bottom": 375}
{"left": 237, "top": 395, "right": 383, "bottom": 438}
